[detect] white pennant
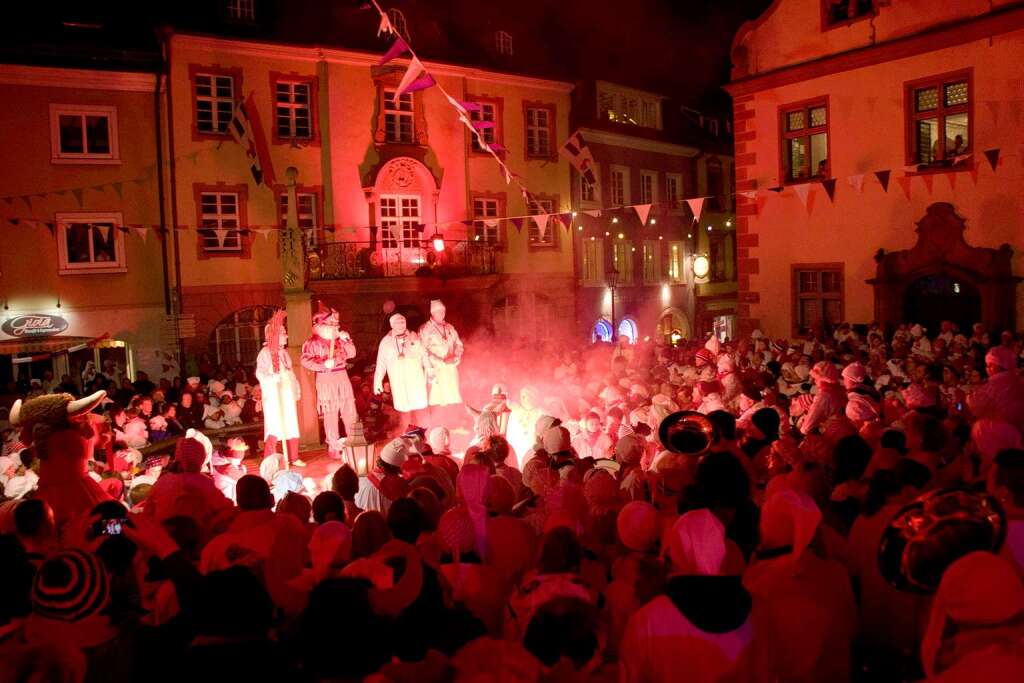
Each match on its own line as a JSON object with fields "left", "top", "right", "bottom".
{"left": 443, "top": 92, "right": 468, "bottom": 115}
{"left": 534, "top": 214, "right": 549, "bottom": 241}
{"left": 214, "top": 228, "right": 228, "bottom": 247}
{"left": 257, "top": 228, "right": 272, "bottom": 241}
{"left": 134, "top": 226, "right": 148, "bottom": 243}
{"left": 584, "top": 209, "right": 602, "bottom": 218}
{"left": 633, "top": 204, "right": 652, "bottom": 224}
{"left": 738, "top": 190, "right": 758, "bottom": 200}
{"left": 377, "top": 14, "right": 393, "bottom": 35}
{"left": 793, "top": 183, "right": 810, "bottom": 206}
{"left": 684, "top": 197, "right": 706, "bottom": 223}
{"left": 396, "top": 57, "right": 425, "bottom": 96}
{"left": 95, "top": 224, "right": 111, "bottom": 242}
{"left": 848, "top": 174, "right": 865, "bottom": 193}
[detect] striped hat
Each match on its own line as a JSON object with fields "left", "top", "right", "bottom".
{"left": 32, "top": 549, "right": 109, "bottom": 622}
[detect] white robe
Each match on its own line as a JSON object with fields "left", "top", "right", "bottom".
{"left": 374, "top": 332, "right": 429, "bottom": 413}
{"left": 420, "top": 319, "right": 464, "bottom": 407}
{"left": 255, "top": 346, "right": 301, "bottom": 441}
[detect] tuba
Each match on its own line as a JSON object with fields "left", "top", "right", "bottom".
{"left": 658, "top": 410, "right": 718, "bottom": 456}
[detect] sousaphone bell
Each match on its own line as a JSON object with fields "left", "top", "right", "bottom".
{"left": 658, "top": 410, "right": 717, "bottom": 456}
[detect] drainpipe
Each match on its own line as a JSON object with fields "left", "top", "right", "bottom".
{"left": 154, "top": 69, "right": 171, "bottom": 316}
{"left": 159, "top": 29, "right": 186, "bottom": 368}
{"left": 316, "top": 52, "right": 335, "bottom": 231}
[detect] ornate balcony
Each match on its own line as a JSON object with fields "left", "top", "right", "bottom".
{"left": 307, "top": 240, "right": 498, "bottom": 280}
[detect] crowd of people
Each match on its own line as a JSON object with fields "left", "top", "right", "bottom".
{"left": 0, "top": 317, "right": 1023, "bottom": 682}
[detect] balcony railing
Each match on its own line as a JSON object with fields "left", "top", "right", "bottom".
{"left": 308, "top": 240, "right": 498, "bottom": 280}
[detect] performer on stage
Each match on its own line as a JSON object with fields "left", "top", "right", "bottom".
{"left": 255, "top": 310, "right": 303, "bottom": 468}
{"left": 420, "top": 299, "right": 464, "bottom": 408}
{"left": 374, "top": 313, "right": 430, "bottom": 432}
{"left": 301, "top": 304, "right": 358, "bottom": 464}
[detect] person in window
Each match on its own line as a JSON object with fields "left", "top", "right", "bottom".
{"left": 816, "top": 158, "right": 828, "bottom": 178}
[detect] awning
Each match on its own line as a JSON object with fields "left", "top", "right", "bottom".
{"left": 0, "top": 336, "right": 96, "bottom": 356}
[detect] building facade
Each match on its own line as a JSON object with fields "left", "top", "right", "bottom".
{"left": 0, "top": 63, "right": 173, "bottom": 389}
{"left": 570, "top": 80, "right": 736, "bottom": 345}
{"left": 727, "top": 0, "right": 1023, "bottom": 339}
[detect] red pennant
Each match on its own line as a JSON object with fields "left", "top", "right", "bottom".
{"left": 945, "top": 172, "right": 957, "bottom": 191}
{"left": 896, "top": 175, "right": 912, "bottom": 199}
{"left": 983, "top": 148, "right": 1000, "bottom": 171}
{"left": 820, "top": 178, "right": 837, "bottom": 202}
{"left": 969, "top": 166, "right": 980, "bottom": 185}
{"left": 921, "top": 174, "right": 933, "bottom": 194}
{"left": 874, "top": 170, "right": 891, "bottom": 192}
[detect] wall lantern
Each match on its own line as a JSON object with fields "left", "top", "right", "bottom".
{"left": 693, "top": 254, "right": 710, "bottom": 279}
{"left": 432, "top": 235, "right": 445, "bottom": 252}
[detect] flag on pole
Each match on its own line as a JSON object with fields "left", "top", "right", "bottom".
{"left": 230, "top": 92, "right": 276, "bottom": 187}
{"left": 559, "top": 131, "right": 598, "bottom": 186}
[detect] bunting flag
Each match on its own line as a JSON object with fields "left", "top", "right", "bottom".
{"left": 984, "top": 148, "right": 1000, "bottom": 171}
{"left": 20, "top": 196, "right": 32, "bottom": 210}
{"left": 397, "top": 57, "right": 427, "bottom": 95}
{"left": 378, "top": 36, "right": 410, "bottom": 65}
{"left": 793, "top": 183, "right": 811, "bottom": 207}
{"left": 510, "top": 217, "right": 524, "bottom": 233}
{"left": 684, "top": 197, "right": 705, "bottom": 222}
{"left": 403, "top": 71, "right": 436, "bottom": 94}
{"left": 738, "top": 190, "right": 757, "bottom": 200}
{"left": 558, "top": 213, "right": 573, "bottom": 229}
{"left": 377, "top": 13, "right": 393, "bottom": 35}
{"left": 111, "top": 181, "right": 123, "bottom": 199}
{"left": 969, "top": 166, "right": 980, "bottom": 184}
{"left": 95, "top": 224, "right": 111, "bottom": 242}
{"left": 214, "top": 228, "right": 228, "bottom": 248}
{"left": 471, "top": 120, "right": 495, "bottom": 130}
{"left": 767, "top": 186, "right": 783, "bottom": 193}
{"left": 848, "top": 174, "right": 865, "bottom": 193}
{"left": 945, "top": 172, "right": 957, "bottom": 191}
{"left": 230, "top": 92, "right": 276, "bottom": 187}
{"left": 820, "top": 178, "right": 837, "bottom": 202}
{"left": 896, "top": 175, "right": 912, "bottom": 199}
{"left": 134, "top": 225, "right": 148, "bottom": 243}
{"left": 583, "top": 209, "right": 601, "bottom": 218}
{"left": 534, "top": 214, "right": 549, "bottom": 241}
{"left": 633, "top": 204, "right": 652, "bottom": 224}
{"left": 921, "top": 174, "right": 934, "bottom": 194}
{"left": 874, "top": 170, "right": 891, "bottom": 192}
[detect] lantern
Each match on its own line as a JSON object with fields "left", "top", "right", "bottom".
{"left": 693, "top": 254, "right": 710, "bottom": 279}
{"left": 343, "top": 421, "right": 375, "bottom": 475}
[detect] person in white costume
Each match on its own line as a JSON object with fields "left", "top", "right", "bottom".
{"left": 419, "top": 299, "right": 464, "bottom": 408}
{"left": 374, "top": 313, "right": 430, "bottom": 432}
{"left": 255, "top": 310, "right": 304, "bottom": 468}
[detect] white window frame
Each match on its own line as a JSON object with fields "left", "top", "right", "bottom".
{"left": 612, "top": 241, "right": 633, "bottom": 284}
{"left": 56, "top": 212, "right": 127, "bottom": 275}
{"left": 194, "top": 73, "right": 235, "bottom": 135}
{"left": 279, "top": 192, "right": 319, "bottom": 244}
{"left": 200, "top": 192, "right": 243, "bottom": 253}
{"left": 49, "top": 104, "right": 119, "bottom": 164}
{"left": 274, "top": 81, "right": 313, "bottom": 140}
{"left": 379, "top": 194, "right": 421, "bottom": 250}
{"left": 470, "top": 101, "right": 497, "bottom": 150}
{"left": 472, "top": 197, "right": 500, "bottom": 244}
{"left": 668, "top": 241, "right": 685, "bottom": 283}
{"left": 596, "top": 84, "right": 663, "bottom": 130}
{"left": 610, "top": 166, "right": 630, "bottom": 206}
{"left": 384, "top": 89, "right": 415, "bottom": 144}
{"left": 226, "top": 0, "right": 255, "bottom": 21}
{"left": 579, "top": 163, "right": 599, "bottom": 205}
{"left": 640, "top": 170, "right": 657, "bottom": 205}
{"left": 525, "top": 107, "right": 552, "bottom": 157}
{"left": 642, "top": 240, "right": 660, "bottom": 284}
{"left": 582, "top": 239, "right": 604, "bottom": 286}
{"left": 665, "top": 173, "right": 683, "bottom": 208}
{"left": 496, "top": 30, "right": 513, "bottom": 56}
{"left": 528, "top": 198, "right": 557, "bottom": 246}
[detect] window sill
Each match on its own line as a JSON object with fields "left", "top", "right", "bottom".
{"left": 904, "top": 161, "right": 974, "bottom": 175}
{"left": 274, "top": 136, "right": 320, "bottom": 147}
{"left": 783, "top": 175, "right": 830, "bottom": 185}
{"left": 527, "top": 243, "right": 559, "bottom": 251}
{"left": 59, "top": 266, "right": 127, "bottom": 275}
{"left": 823, "top": 13, "right": 876, "bottom": 31}
{"left": 51, "top": 157, "right": 121, "bottom": 166}
{"left": 525, "top": 154, "right": 558, "bottom": 163}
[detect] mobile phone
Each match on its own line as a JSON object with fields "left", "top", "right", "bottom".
{"left": 102, "top": 518, "right": 126, "bottom": 536}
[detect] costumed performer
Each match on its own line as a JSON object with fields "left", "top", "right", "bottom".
{"left": 301, "top": 303, "right": 358, "bottom": 464}
{"left": 374, "top": 313, "right": 430, "bottom": 433}
{"left": 420, "top": 299, "right": 464, "bottom": 408}
{"left": 255, "top": 310, "right": 304, "bottom": 468}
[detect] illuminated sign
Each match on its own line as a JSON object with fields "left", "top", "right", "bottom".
{"left": 1, "top": 314, "right": 69, "bottom": 338}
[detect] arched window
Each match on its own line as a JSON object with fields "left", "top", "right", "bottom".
{"left": 388, "top": 8, "right": 409, "bottom": 40}
{"left": 496, "top": 30, "right": 513, "bottom": 56}
{"left": 592, "top": 319, "right": 613, "bottom": 343}
{"left": 209, "top": 306, "right": 277, "bottom": 366}
{"left": 617, "top": 318, "right": 638, "bottom": 343}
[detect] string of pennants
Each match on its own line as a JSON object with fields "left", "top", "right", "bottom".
{"left": 10, "top": 333, "right": 111, "bottom": 365}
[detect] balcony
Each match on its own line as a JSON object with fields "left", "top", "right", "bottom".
{"left": 307, "top": 240, "right": 498, "bottom": 280}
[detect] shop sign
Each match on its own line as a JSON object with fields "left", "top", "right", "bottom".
{"left": 2, "top": 314, "right": 69, "bottom": 338}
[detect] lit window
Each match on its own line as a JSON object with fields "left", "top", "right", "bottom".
{"left": 612, "top": 242, "right": 633, "bottom": 284}
{"left": 50, "top": 105, "right": 118, "bottom": 162}
{"left": 668, "top": 241, "right": 685, "bottom": 283}
{"left": 496, "top": 30, "right": 513, "bottom": 56}
{"left": 384, "top": 90, "right": 415, "bottom": 144}
{"left": 473, "top": 197, "right": 501, "bottom": 244}
{"left": 610, "top": 168, "right": 628, "bottom": 206}
{"left": 640, "top": 171, "right": 657, "bottom": 205}
{"left": 279, "top": 192, "right": 319, "bottom": 244}
{"left": 525, "top": 106, "right": 553, "bottom": 157}
{"left": 470, "top": 101, "right": 497, "bottom": 151}
{"left": 642, "top": 241, "right": 660, "bottom": 284}
{"left": 56, "top": 212, "right": 127, "bottom": 274}
{"left": 379, "top": 194, "right": 420, "bottom": 250}
{"left": 527, "top": 198, "right": 556, "bottom": 246}
{"left": 824, "top": 0, "right": 874, "bottom": 27}
{"left": 226, "top": 0, "right": 255, "bottom": 21}
{"left": 194, "top": 73, "right": 235, "bottom": 135}
{"left": 388, "top": 8, "right": 409, "bottom": 39}
{"left": 597, "top": 86, "right": 661, "bottom": 129}
{"left": 582, "top": 239, "right": 603, "bottom": 285}
{"left": 275, "top": 81, "right": 313, "bottom": 140}
{"left": 793, "top": 266, "right": 844, "bottom": 335}
{"left": 200, "top": 192, "right": 243, "bottom": 253}
{"left": 907, "top": 73, "right": 970, "bottom": 166}
{"left": 781, "top": 100, "right": 828, "bottom": 182}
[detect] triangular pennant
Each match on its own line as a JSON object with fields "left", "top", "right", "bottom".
{"left": 442, "top": 92, "right": 468, "bottom": 114}
{"left": 534, "top": 214, "right": 549, "bottom": 241}
{"left": 984, "top": 148, "right": 1000, "bottom": 171}
{"left": 793, "top": 183, "right": 810, "bottom": 207}
{"left": 489, "top": 142, "right": 505, "bottom": 153}
{"left": 96, "top": 224, "right": 111, "bottom": 242}
{"left": 820, "top": 178, "right": 837, "bottom": 202}
{"left": 377, "top": 36, "right": 409, "bottom": 66}
{"left": 738, "top": 190, "right": 757, "bottom": 200}
{"left": 969, "top": 166, "right": 980, "bottom": 185}
{"left": 558, "top": 213, "right": 573, "bottom": 229}
{"left": 403, "top": 71, "right": 436, "bottom": 94}
{"left": 510, "top": 217, "right": 524, "bottom": 233}
{"left": 684, "top": 197, "right": 706, "bottom": 222}
{"left": 896, "top": 175, "right": 912, "bottom": 200}
{"left": 471, "top": 120, "right": 496, "bottom": 130}
{"left": 945, "top": 172, "right": 957, "bottom": 191}
{"left": 214, "top": 228, "right": 228, "bottom": 247}
{"left": 755, "top": 194, "right": 768, "bottom": 215}
{"left": 921, "top": 174, "right": 934, "bottom": 194}
{"left": 45, "top": 222, "right": 55, "bottom": 236}
{"left": 71, "top": 188, "right": 84, "bottom": 206}
{"left": 459, "top": 101, "right": 483, "bottom": 113}
{"left": 803, "top": 187, "right": 817, "bottom": 215}
{"left": 847, "top": 174, "right": 865, "bottom": 193}
{"left": 377, "top": 14, "right": 393, "bottom": 35}
{"left": 396, "top": 57, "right": 425, "bottom": 95}
{"left": 633, "top": 204, "right": 652, "bottom": 224}
{"left": 20, "top": 196, "right": 32, "bottom": 211}
{"left": 111, "top": 181, "right": 123, "bottom": 199}
{"left": 134, "top": 225, "right": 148, "bottom": 243}
{"left": 874, "top": 170, "right": 891, "bottom": 192}
{"left": 767, "top": 186, "right": 783, "bottom": 193}
{"left": 256, "top": 227, "right": 272, "bottom": 241}
{"left": 583, "top": 209, "right": 602, "bottom": 218}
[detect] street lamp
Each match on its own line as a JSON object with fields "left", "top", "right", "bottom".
{"left": 607, "top": 267, "right": 619, "bottom": 341}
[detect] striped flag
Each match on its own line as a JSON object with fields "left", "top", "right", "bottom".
{"left": 560, "top": 130, "right": 598, "bottom": 186}
{"left": 230, "top": 92, "right": 276, "bottom": 187}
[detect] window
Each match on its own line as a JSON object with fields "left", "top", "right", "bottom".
{"left": 640, "top": 171, "right": 657, "bottom": 205}
{"left": 199, "top": 192, "right": 244, "bottom": 253}
{"left": 668, "top": 242, "right": 685, "bottom": 283}
{"left": 793, "top": 265, "right": 844, "bottom": 336}
{"left": 524, "top": 104, "right": 554, "bottom": 158}
{"left": 210, "top": 306, "right": 275, "bottom": 367}
{"left": 467, "top": 97, "right": 503, "bottom": 152}
{"left": 706, "top": 157, "right": 724, "bottom": 210}
{"left": 610, "top": 167, "right": 629, "bottom": 206}
{"left": 597, "top": 84, "right": 661, "bottom": 129}
{"left": 665, "top": 173, "right": 682, "bottom": 208}
{"left": 496, "top": 30, "right": 513, "bottom": 56}
{"left": 388, "top": 9, "right": 409, "bottom": 40}
{"left": 279, "top": 192, "right": 319, "bottom": 244}
{"left": 384, "top": 90, "right": 415, "bottom": 144}
{"left": 781, "top": 100, "right": 829, "bottom": 182}
{"left": 226, "top": 0, "right": 255, "bottom": 21}
{"left": 642, "top": 241, "right": 660, "bottom": 284}
{"left": 527, "top": 198, "right": 557, "bottom": 247}
{"left": 193, "top": 71, "right": 236, "bottom": 136}
{"left": 582, "top": 239, "right": 603, "bottom": 285}
{"left": 906, "top": 71, "right": 971, "bottom": 167}
{"left": 580, "top": 166, "right": 598, "bottom": 203}
{"left": 612, "top": 242, "right": 633, "bottom": 284}
{"left": 50, "top": 105, "right": 118, "bottom": 163}
{"left": 823, "top": 0, "right": 874, "bottom": 27}
{"left": 709, "top": 231, "right": 732, "bottom": 282}
{"left": 274, "top": 80, "right": 313, "bottom": 141}
{"left": 472, "top": 197, "right": 501, "bottom": 244}
{"left": 380, "top": 195, "right": 420, "bottom": 249}
{"left": 56, "top": 212, "right": 126, "bottom": 274}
